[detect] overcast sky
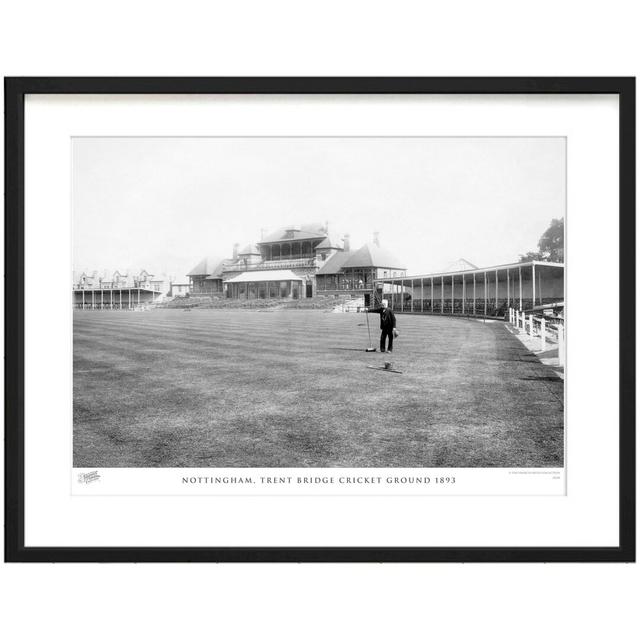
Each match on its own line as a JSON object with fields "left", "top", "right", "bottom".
{"left": 72, "top": 137, "right": 565, "bottom": 282}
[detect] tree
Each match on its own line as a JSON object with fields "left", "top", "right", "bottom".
{"left": 519, "top": 218, "right": 564, "bottom": 263}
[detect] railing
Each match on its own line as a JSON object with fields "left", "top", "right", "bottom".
{"left": 508, "top": 307, "right": 565, "bottom": 366}
{"left": 316, "top": 284, "right": 372, "bottom": 292}
{"left": 74, "top": 302, "right": 151, "bottom": 311}
{"left": 72, "top": 283, "right": 161, "bottom": 291}
{"left": 224, "top": 258, "right": 316, "bottom": 271}
{"left": 266, "top": 253, "right": 315, "bottom": 261}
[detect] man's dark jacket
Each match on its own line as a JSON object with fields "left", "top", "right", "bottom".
{"left": 368, "top": 306, "right": 396, "bottom": 331}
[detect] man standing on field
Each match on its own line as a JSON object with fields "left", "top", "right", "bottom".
{"left": 366, "top": 298, "right": 397, "bottom": 353}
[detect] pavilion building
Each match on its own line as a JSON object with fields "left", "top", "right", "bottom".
{"left": 186, "top": 256, "right": 228, "bottom": 296}
{"left": 375, "top": 260, "right": 564, "bottom": 316}
{"left": 188, "top": 224, "right": 406, "bottom": 302}
{"left": 315, "top": 232, "right": 407, "bottom": 307}
{"left": 186, "top": 225, "right": 563, "bottom": 315}
{"left": 73, "top": 269, "right": 166, "bottom": 309}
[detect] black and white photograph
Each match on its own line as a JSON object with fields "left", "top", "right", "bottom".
{"left": 72, "top": 136, "right": 565, "bottom": 472}
{"left": 6, "top": 75, "right": 632, "bottom": 564}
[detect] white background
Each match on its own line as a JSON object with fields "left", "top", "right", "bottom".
{"left": 1, "top": 1, "right": 638, "bottom": 639}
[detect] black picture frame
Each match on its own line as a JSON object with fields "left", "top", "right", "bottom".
{"left": 4, "top": 77, "right": 635, "bottom": 563}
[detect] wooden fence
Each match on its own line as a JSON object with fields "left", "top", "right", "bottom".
{"left": 508, "top": 308, "right": 564, "bottom": 366}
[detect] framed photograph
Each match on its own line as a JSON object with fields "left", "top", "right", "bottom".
{"left": 4, "top": 77, "right": 635, "bottom": 562}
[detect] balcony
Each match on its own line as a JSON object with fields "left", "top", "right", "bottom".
{"left": 316, "top": 284, "right": 373, "bottom": 293}
{"left": 225, "top": 257, "right": 317, "bottom": 272}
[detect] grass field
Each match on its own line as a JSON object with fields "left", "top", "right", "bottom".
{"left": 73, "top": 309, "right": 564, "bottom": 468}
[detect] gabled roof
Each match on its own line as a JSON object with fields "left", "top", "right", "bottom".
{"left": 316, "top": 250, "right": 352, "bottom": 275}
{"left": 440, "top": 258, "right": 478, "bottom": 273}
{"left": 317, "top": 243, "right": 406, "bottom": 274}
{"left": 187, "top": 256, "right": 226, "bottom": 278}
{"left": 225, "top": 269, "right": 303, "bottom": 283}
{"left": 205, "top": 260, "right": 229, "bottom": 279}
{"left": 344, "top": 243, "right": 406, "bottom": 270}
{"left": 259, "top": 223, "right": 327, "bottom": 244}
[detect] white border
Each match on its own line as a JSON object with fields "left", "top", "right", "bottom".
{"left": 24, "top": 94, "right": 619, "bottom": 547}
{"left": 73, "top": 467, "right": 564, "bottom": 496}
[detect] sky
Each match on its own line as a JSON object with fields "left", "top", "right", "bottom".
{"left": 72, "top": 137, "right": 565, "bottom": 282}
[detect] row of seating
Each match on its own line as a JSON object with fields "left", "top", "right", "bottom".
{"left": 391, "top": 299, "right": 547, "bottom": 316}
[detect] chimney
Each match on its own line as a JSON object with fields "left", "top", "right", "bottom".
{"left": 233, "top": 243, "right": 239, "bottom": 260}
{"left": 343, "top": 234, "right": 350, "bottom": 252}
{"left": 325, "top": 220, "right": 329, "bottom": 234}
{"left": 373, "top": 232, "right": 380, "bottom": 247}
